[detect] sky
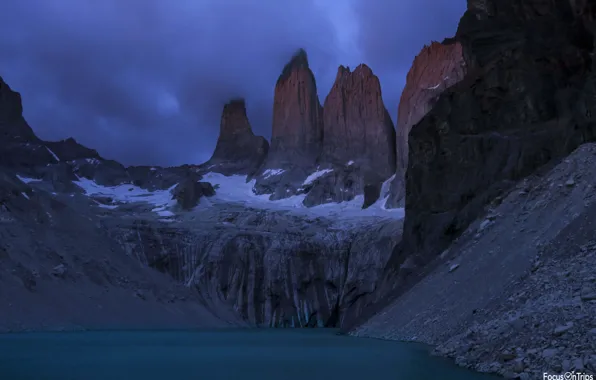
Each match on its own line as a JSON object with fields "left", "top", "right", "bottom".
{"left": 0, "top": 0, "right": 466, "bottom": 166}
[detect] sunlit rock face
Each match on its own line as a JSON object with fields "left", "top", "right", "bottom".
{"left": 254, "top": 52, "right": 397, "bottom": 209}
{"left": 321, "top": 64, "right": 396, "bottom": 179}
{"left": 266, "top": 48, "right": 323, "bottom": 169}
{"left": 386, "top": 40, "right": 466, "bottom": 208}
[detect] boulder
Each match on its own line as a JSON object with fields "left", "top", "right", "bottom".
{"left": 172, "top": 179, "right": 216, "bottom": 210}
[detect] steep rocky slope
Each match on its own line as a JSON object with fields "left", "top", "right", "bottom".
{"left": 104, "top": 201, "right": 401, "bottom": 327}
{"left": 204, "top": 99, "right": 268, "bottom": 176}
{"left": 0, "top": 78, "right": 242, "bottom": 331}
{"left": 386, "top": 40, "right": 466, "bottom": 207}
{"left": 381, "top": 0, "right": 596, "bottom": 295}
{"left": 352, "top": 143, "right": 596, "bottom": 377}
{"left": 349, "top": 0, "right": 596, "bottom": 377}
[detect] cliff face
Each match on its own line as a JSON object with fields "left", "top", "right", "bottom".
{"left": 396, "top": 41, "right": 466, "bottom": 173}
{"left": 110, "top": 206, "right": 402, "bottom": 328}
{"left": 254, "top": 52, "right": 397, "bottom": 207}
{"left": 384, "top": 0, "right": 596, "bottom": 287}
{"left": 267, "top": 49, "right": 323, "bottom": 168}
{"left": 385, "top": 41, "right": 466, "bottom": 208}
{"left": 206, "top": 99, "right": 268, "bottom": 176}
{"left": 322, "top": 64, "right": 396, "bottom": 179}
{"left": 0, "top": 76, "right": 38, "bottom": 143}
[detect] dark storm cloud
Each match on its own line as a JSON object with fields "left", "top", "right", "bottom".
{"left": 0, "top": 0, "right": 339, "bottom": 165}
{"left": 0, "top": 0, "right": 466, "bottom": 166}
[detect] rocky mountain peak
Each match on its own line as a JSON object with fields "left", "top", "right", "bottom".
{"left": 396, "top": 40, "right": 466, "bottom": 172}
{"left": 0, "top": 76, "right": 23, "bottom": 122}
{"left": 219, "top": 98, "right": 252, "bottom": 136}
{"left": 0, "top": 76, "right": 38, "bottom": 143}
{"left": 393, "top": 0, "right": 595, "bottom": 266}
{"left": 322, "top": 63, "right": 396, "bottom": 179}
{"left": 384, "top": 40, "right": 466, "bottom": 208}
{"left": 266, "top": 48, "right": 323, "bottom": 168}
{"left": 277, "top": 48, "right": 310, "bottom": 83}
{"left": 206, "top": 98, "right": 268, "bottom": 176}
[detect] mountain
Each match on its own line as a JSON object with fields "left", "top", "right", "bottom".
{"left": 386, "top": 40, "right": 466, "bottom": 207}
{"left": 203, "top": 98, "right": 268, "bottom": 176}
{"left": 0, "top": 74, "right": 403, "bottom": 331}
{"left": 350, "top": 0, "right": 596, "bottom": 376}
{"left": 321, "top": 64, "right": 396, "bottom": 179}
{"left": 253, "top": 50, "right": 397, "bottom": 208}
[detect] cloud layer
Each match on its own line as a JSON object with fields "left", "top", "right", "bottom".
{"left": 0, "top": 0, "right": 466, "bottom": 166}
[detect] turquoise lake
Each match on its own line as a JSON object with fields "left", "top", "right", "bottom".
{"left": 0, "top": 329, "right": 499, "bottom": 380}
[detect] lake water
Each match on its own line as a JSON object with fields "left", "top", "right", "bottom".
{"left": 0, "top": 329, "right": 498, "bottom": 380}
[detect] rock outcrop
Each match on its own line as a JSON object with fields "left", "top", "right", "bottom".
{"left": 254, "top": 52, "right": 397, "bottom": 207}
{"left": 253, "top": 49, "right": 324, "bottom": 199}
{"left": 321, "top": 64, "right": 396, "bottom": 179}
{"left": 172, "top": 179, "right": 215, "bottom": 210}
{"left": 267, "top": 49, "right": 323, "bottom": 167}
{"left": 386, "top": 41, "right": 466, "bottom": 207}
{"left": 378, "top": 0, "right": 596, "bottom": 298}
{"left": 205, "top": 99, "right": 268, "bottom": 176}
{"left": 0, "top": 76, "right": 38, "bottom": 143}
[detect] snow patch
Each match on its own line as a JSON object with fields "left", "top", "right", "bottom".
{"left": 201, "top": 172, "right": 403, "bottom": 220}
{"left": 303, "top": 169, "right": 333, "bottom": 185}
{"left": 150, "top": 167, "right": 157, "bottom": 171}
{"left": 45, "top": 146, "right": 60, "bottom": 161}
{"left": 347, "top": 160, "right": 355, "bottom": 166}
{"left": 95, "top": 201, "right": 118, "bottom": 209}
{"left": 16, "top": 175, "right": 42, "bottom": 184}
{"left": 21, "top": 192, "right": 30, "bottom": 200}
{"left": 426, "top": 83, "right": 441, "bottom": 90}
{"left": 157, "top": 210, "right": 175, "bottom": 217}
{"left": 263, "top": 169, "right": 285, "bottom": 179}
{"left": 73, "top": 177, "right": 176, "bottom": 216}
{"left": 158, "top": 218, "right": 175, "bottom": 223}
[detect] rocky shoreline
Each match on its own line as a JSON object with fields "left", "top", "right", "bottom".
{"left": 351, "top": 144, "right": 596, "bottom": 378}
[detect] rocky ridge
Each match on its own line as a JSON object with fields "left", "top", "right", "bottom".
{"left": 378, "top": 0, "right": 596, "bottom": 296}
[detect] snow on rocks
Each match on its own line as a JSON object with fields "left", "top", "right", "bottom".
{"left": 72, "top": 176, "right": 177, "bottom": 217}
{"left": 303, "top": 168, "right": 333, "bottom": 186}
{"left": 202, "top": 172, "right": 404, "bottom": 220}
{"left": 262, "top": 169, "right": 285, "bottom": 179}
{"left": 16, "top": 175, "right": 42, "bottom": 184}
{"left": 45, "top": 146, "right": 60, "bottom": 162}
